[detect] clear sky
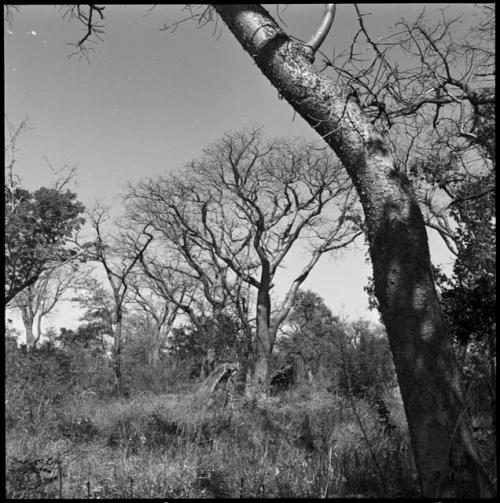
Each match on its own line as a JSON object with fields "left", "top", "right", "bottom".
{"left": 5, "top": 4, "right": 472, "bottom": 336}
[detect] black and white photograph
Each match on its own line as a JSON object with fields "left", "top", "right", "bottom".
{"left": 5, "top": 4, "right": 496, "bottom": 498}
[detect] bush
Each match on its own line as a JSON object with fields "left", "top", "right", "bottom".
{"left": 5, "top": 344, "right": 77, "bottom": 436}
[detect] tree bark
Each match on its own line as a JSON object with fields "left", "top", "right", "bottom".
{"left": 253, "top": 268, "right": 276, "bottom": 390}
{"left": 213, "top": 4, "right": 493, "bottom": 497}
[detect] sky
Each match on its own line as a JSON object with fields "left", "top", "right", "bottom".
{"left": 5, "top": 4, "right": 474, "bottom": 339}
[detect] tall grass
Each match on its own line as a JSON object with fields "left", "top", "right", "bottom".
{"left": 6, "top": 378, "right": 422, "bottom": 498}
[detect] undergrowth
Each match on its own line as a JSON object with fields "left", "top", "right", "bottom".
{"left": 6, "top": 380, "right": 422, "bottom": 498}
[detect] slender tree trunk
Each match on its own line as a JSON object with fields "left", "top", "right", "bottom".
{"left": 20, "top": 306, "right": 44, "bottom": 351}
{"left": 35, "top": 313, "right": 43, "bottom": 347}
{"left": 149, "top": 327, "right": 162, "bottom": 368}
{"left": 21, "top": 306, "right": 35, "bottom": 351}
{"left": 113, "top": 310, "right": 123, "bottom": 396}
{"left": 213, "top": 5, "right": 493, "bottom": 497}
{"left": 148, "top": 343, "right": 159, "bottom": 367}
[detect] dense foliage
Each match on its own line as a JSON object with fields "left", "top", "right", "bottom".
{"left": 276, "top": 290, "right": 341, "bottom": 380}
{"left": 5, "top": 185, "right": 85, "bottom": 303}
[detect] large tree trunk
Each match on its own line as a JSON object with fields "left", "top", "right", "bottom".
{"left": 253, "top": 280, "right": 275, "bottom": 390}
{"left": 213, "top": 5, "right": 493, "bottom": 497}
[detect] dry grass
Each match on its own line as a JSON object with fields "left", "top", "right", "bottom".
{"left": 6, "top": 379, "right": 423, "bottom": 498}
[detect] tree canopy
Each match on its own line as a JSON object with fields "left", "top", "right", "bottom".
{"left": 5, "top": 184, "right": 85, "bottom": 304}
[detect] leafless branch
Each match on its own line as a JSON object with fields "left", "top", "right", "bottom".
{"left": 305, "top": 4, "right": 336, "bottom": 60}
{"left": 4, "top": 5, "right": 20, "bottom": 28}
{"left": 159, "top": 5, "right": 218, "bottom": 37}
{"left": 59, "top": 5, "right": 106, "bottom": 61}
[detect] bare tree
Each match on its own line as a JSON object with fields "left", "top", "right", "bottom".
{"left": 10, "top": 264, "right": 78, "bottom": 350}
{"left": 4, "top": 5, "right": 21, "bottom": 28}
{"left": 126, "top": 127, "right": 361, "bottom": 390}
{"left": 126, "top": 222, "right": 253, "bottom": 382}
{"left": 5, "top": 117, "right": 30, "bottom": 194}
{"left": 316, "top": 5, "right": 495, "bottom": 256}
{"left": 85, "top": 205, "right": 153, "bottom": 395}
{"left": 125, "top": 258, "right": 190, "bottom": 368}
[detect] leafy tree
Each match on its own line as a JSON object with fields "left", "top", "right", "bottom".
{"left": 72, "top": 274, "right": 115, "bottom": 332}
{"left": 338, "top": 319, "right": 396, "bottom": 401}
{"left": 441, "top": 173, "right": 496, "bottom": 351}
{"left": 57, "top": 323, "right": 109, "bottom": 353}
{"left": 277, "top": 289, "right": 341, "bottom": 383}
{"left": 5, "top": 185, "right": 85, "bottom": 304}
{"left": 55, "top": 322, "right": 112, "bottom": 395}
{"left": 279, "top": 291, "right": 396, "bottom": 398}
{"left": 438, "top": 172, "right": 496, "bottom": 445}
{"left": 169, "top": 312, "right": 242, "bottom": 365}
